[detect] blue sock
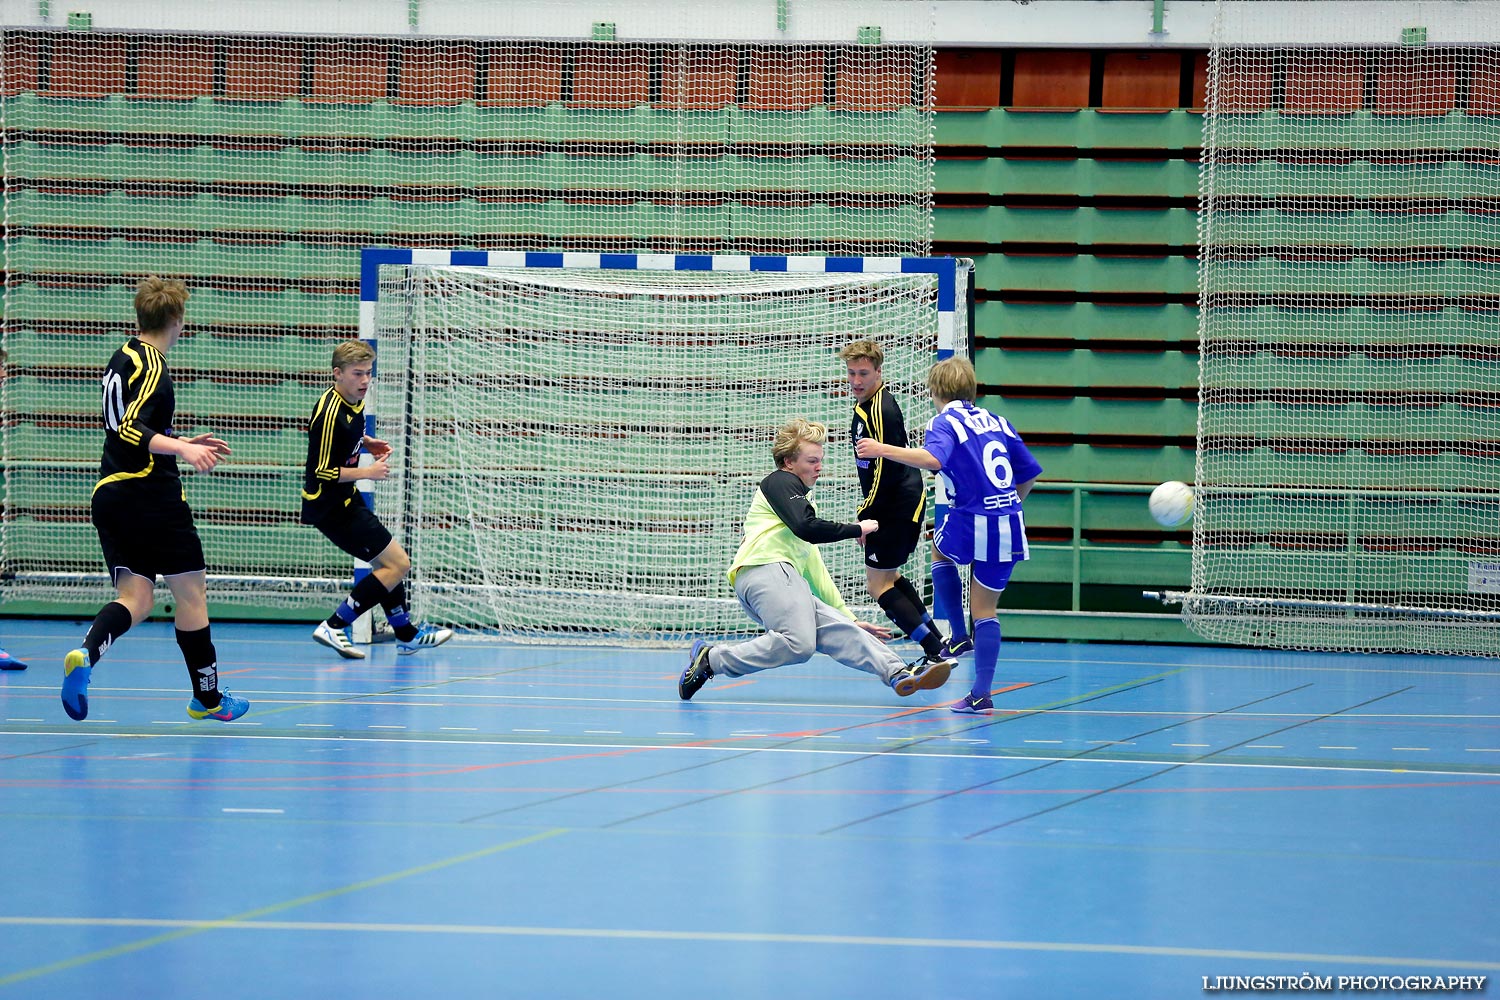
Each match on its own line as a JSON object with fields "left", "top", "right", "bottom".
{"left": 931, "top": 561, "right": 967, "bottom": 641}
{"left": 972, "top": 617, "right": 1001, "bottom": 698}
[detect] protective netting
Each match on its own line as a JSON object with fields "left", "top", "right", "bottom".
{"left": 372, "top": 263, "right": 956, "bottom": 644}
{"left": 1189, "top": 1, "right": 1500, "bottom": 655}
{"left": 0, "top": 26, "right": 933, "bottom": 609}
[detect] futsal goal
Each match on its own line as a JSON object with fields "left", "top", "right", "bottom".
{"left": 1171, "top": 0, "right": 1500, "bottom": 657}
{"left": 363, "top": 248, "right": 970, "bottom": 645}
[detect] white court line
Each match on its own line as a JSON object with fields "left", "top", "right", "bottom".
{"left": 222, "top": 808, "right": 284, "bottom": 814}
{"left": 4, "top": 718, "right": 43, "bottom": 722}
{"left": 512, "top": 729, "right": 550, "bottom": 733}
{"left": 297, "top": 723, "right": 333, "bottom": 728}
{"left": 6, "top": 680, "right": 1499, "bottom": 718}
{"left": 1, "top": 730, "right": 1495, "bottom": 779}
{"left": 440, "top": 727, "right": 478, "bottom": 732}
{"left": 1466, "top": 748, "right": 1500, "bottom": 753}
{"left": 1392, "top": 747, "right": 1431, "bottom": 752}
{"left": 368, "top": 725, "right": 406, "bottom": 730}
{"left": 1320, "top": 746, "right": 1357, "bottom": 750}
{"left": 657, "top": 732, "right": 694, "bottom": 736}
{"left": 1244, "top": 745, "right": 1283, "bottom": 749}
{"left": 1024, "top": 739, "right": 1063, "bottom": 744}
{"left": 151, "top": 720, "right": 190, "bottom": 725}
{"left": 0, "top": 916, "right": 1493, "bottom": 971}
{"left": 1172, "top": 744, "right": 1210, "bottom": 748}
{"left": 584, "top": 730, "right": 621, "bottom": 735}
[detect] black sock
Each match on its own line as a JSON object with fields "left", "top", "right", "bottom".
{"left": 894, "top": 574, "right": 948, "bottom": 656}
{"left": 176, "top": 625, "right": 219, "bottom": 708}
{"left": 379, "top": 583, "right": 418, "bottom": 642}
{"left": 329, "top": 573, "right": 391, "bottom": 628}
{"left": 877, "top": 588, "right": 945, "bottom": 659}
{"left": 83, "top": 601, "right": 134, "bottom": 666}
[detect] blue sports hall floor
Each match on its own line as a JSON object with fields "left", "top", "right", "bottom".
{"left": 0, "top": 618, "right": 1496, "bottom": 999}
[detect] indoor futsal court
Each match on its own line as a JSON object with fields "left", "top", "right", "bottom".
{"left": 1, "top": 619, "right": 1496, "bottom": 997}
{"left": 5, "top": 0, "right": 1500, "bottom": 996}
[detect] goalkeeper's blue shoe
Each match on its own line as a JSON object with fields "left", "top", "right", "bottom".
{"left": 397, "top": 623, "right": 454, "bottom": 655}
{"left": 187, "top": 692, "right": 250, "bottom": 722}
{"left": 889, "top": 654, "right": 953, "bottom": 698}
{"left": 61, "top": 649, "right": 91, "bottom": 721}
{"left": 0, "top": 647, "right": 28, "bottom": 670}
{"left": 679, "top": 639, "right": 715, "bottom": 700}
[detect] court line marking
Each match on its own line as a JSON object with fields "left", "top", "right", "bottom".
{"left": 821, "top": 675, "right": 1293, "bottom": 834}
{"left": 0, "top": 916, "right": 1494, "bottom": 971}
{"left": 442, "top": 679, "right": 1059, "bottom": 827}
{"left": 598, "top": 674, "right": 1188, "bottom": 831}
{"left": 5, "top": 681, "right": 1499, "bottom": 720}
{"left": 1, "top": 730, "right": 1496, "bottom": 780}
{"left": 965, "top": 686, "right": 1415, "bottom": 839}
{"left": 0, "top": 828, "right": 567, "bottom": 989}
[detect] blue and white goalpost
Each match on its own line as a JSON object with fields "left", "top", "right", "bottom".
{"left": 356, "top": 248, "right": 971, "bottom": 645}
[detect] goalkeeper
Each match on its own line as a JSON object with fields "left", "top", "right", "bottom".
{"left": 301, "top": 341, "right": 452, "bottom": 657}
{"left": 840, "top": 339, "right": 961, "bottom": 669}
{"left": 678, "top": 417, "right": 952, "bottom": 701}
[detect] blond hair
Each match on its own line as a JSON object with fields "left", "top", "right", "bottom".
{"left": 838, "top": 339, "right": 884, "bottom": 370}
{"left": 135, "top": 276, "right": 189, "bottom": 333}
{"left": 332, "top": 340, "right": 376, "bottom": 370}
{"left": 771, "top": 417, "right": 827, "bottom": 468}
{"left": 927, "top": 356, "right": 977, "bottom": 404}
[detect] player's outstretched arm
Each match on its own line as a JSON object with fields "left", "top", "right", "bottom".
{"left": 151, "top": 433, "right": 224, "bottom": 473}
{"left": 855, "top": 437, "right": 940, "bottom": 472}
{"left": 183, "top": 432, "right": 231, "bottom": 457}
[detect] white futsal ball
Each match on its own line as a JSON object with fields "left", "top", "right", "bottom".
{"left": 1149, "top": 481, "right": 1195, "bottom": 528}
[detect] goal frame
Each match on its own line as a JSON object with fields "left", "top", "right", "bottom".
{"left": 355, "top": 247, "right": 971, "bottom": 644}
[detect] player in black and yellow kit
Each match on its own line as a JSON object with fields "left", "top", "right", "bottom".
{"left": 301, "top": 340, "right": 451, "bottom": 658}
{"left": 839, "top": 339, "right": 957, "bottom": 671}
{"left": 60, "top": 277, "right": 248, "bottom": 722}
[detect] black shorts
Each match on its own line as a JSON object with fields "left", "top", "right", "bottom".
{"left": 91, "top": 486, "right": 205, "bottom": 583}
{"left": 314, "top": 500, "right": 394, "bottom": 562}
{"left": 861, "top": 500, "right": 926, "bottom": 571}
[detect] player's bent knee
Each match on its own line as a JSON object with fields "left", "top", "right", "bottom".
{"left": 778, "top": 630, "right": 817, "bottom": 662}
{"left": 372, "top": 541, "right": 412, "bottom": 577}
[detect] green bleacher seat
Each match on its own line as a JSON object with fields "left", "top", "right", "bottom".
{"left": 936, "top": 205, "right": 1198, "bottom": 245}
{"left": 978, "top": 345, "right": 1198, "bottom": 389}
{"left": 936, "top": 108, "right": 1204, "bottom": 151}
{"left": 970, "top": 252, "right": 1198, "bottom": 295}
{"left": 1028, "top": 442, "right": 1194, "bottom": 483}
{"left": 984, "top": 396, "right": 1197, "bottom": 437}
{"left": 1018, "top": 543, "right": 1191, "bottom": 587}
{"left": 1214, "top": 110, "right": 1499, "bottom": 153}
{"left": 974, "top": 301, "right": 1200, "bottom": 343}
{"left": 935, "top": 156, "right": 1199, "bottom": 198}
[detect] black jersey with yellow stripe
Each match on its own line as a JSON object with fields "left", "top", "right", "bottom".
{"left": 300, "top": 385, "right": 365, "bottom": 524}
{"left": 93, "top": 337, "right": 179, "bottom": 497}
{"left": 850, "top": 382, "right": 924, "bottom": 518}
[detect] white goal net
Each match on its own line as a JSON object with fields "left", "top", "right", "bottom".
{"left": 1188, "top": 0, "right": 1500, "bottom": 656}
{"left": 370, "top": 256, "right": 967, "bottom": 644}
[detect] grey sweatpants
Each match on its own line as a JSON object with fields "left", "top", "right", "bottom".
{"left": 711, "top": 561, "right": 906, "bottom": 684}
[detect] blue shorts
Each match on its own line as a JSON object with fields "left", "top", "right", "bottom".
{"left": 933, "top": 510, "right": 1028, "bottom": 592}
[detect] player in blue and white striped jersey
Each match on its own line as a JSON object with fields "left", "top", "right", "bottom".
{"left": 855, "top": 356, "right": 1042, "bottom": 714}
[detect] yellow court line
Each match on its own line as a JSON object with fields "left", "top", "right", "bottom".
{"left": 0, "top": 828, "right": 567, "bottom": 988}
{"left": 0, "top": 916, "right": 1495, "bottom": 972}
